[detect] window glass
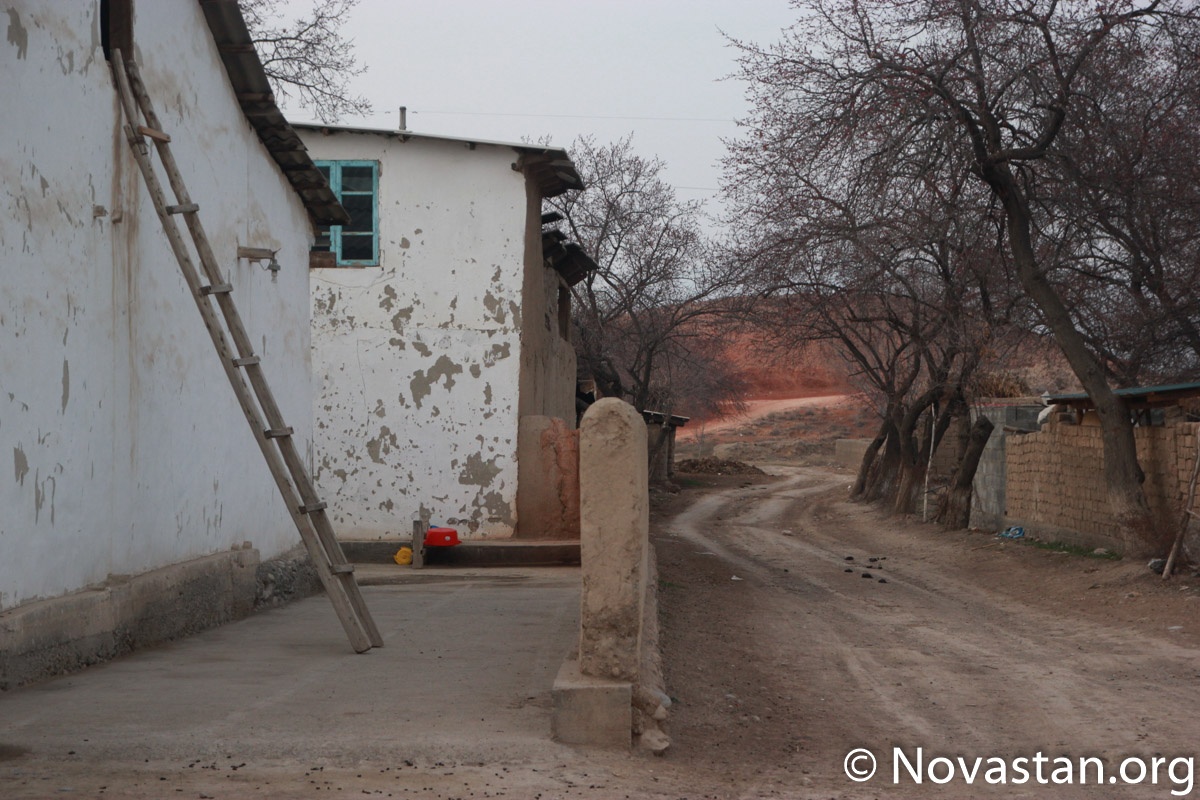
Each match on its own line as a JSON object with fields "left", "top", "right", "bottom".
{"left": 341, "top": 166, "right": 374, "bottom": 191}
{"left": 341, "top": 234, "right": 374, "bottom": 261}
{"left": 342, "top": 194, "right": 374, "bottom": 233}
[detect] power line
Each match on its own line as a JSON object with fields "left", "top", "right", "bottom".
{"left": 409, "top": 109, "right": 734, "bottom": 124}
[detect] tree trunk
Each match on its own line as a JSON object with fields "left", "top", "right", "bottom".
{"left": 894, "top": 398, "right": 938, "bottom": 515}
{"left": 893, "top": 461, "right": 927, "bottom": 516}
{"left": 983, "top": 162, "right": 1157, "bottom": 555}
{"left": 851, "top": 418, "right": 888, "bottom": 499}
{"left": 935, "top": 416, "right": 994, "bottom": 530}
{"left": 863, "top": 420, "right": 901, "bottom": 503}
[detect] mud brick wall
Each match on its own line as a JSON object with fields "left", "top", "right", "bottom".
{"left": 1006, "top": 421, "right": 1199, "bottom": 549}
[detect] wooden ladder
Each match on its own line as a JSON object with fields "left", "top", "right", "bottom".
{"left": 110, "top": 52, "right": 382, "bottom": 653}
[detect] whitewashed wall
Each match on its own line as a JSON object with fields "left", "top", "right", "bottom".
{"left": 0, "top": 1, "right": 315, "bottom": 611}
{"left": 303, "top": 130, "right": 536, "bottom": 538}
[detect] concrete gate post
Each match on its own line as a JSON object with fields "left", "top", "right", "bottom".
{"left": 551, "top": 397, "right": 649, "bottom": 748}
{"left": 579, "top": 398, "right": 649, "bottom": 680}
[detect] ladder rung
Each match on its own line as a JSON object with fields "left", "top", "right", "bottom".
{"left": 330, "top": 564, "right": 355, "bottom": 575}
{"left": 264, "top": 427, "right": 294, "bottom": 439}
{"left": 298, "top": 500, "right": 328, "bottom": 514}
{"left": 137, "top": 124, "right": 171, "bottom": 143}
{"left": 232, "top": 356, "right": 260, "bottom": 367}
{"left": 166, "top": 203, "right": 199, "bottom": 215}
{"left": 200, "top": 283, "right": 233, "bottom": 296}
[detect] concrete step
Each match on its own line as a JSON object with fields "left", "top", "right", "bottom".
{"left": 341, "top": 539, "right": 580, "bottom": 568}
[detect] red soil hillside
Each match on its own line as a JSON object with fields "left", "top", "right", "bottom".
{"left": 674, "top": 331, "right": 875, "bottom": 462}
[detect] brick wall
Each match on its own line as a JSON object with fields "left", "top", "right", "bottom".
{"left": 1006, "top": 420, "right": 1199, "bottom": 551}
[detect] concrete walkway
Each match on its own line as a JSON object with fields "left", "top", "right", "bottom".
{"left": 0, "top": 567, "right": 581, "bottom": 784}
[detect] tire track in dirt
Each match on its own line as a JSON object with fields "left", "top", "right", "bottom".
{"left": 655, "top": 465, "right": 1200, "bottom": 798}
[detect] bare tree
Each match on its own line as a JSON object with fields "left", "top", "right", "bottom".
{"left": 727, "top": 0, "right": 1199, "bottom": 554}
{"left": 728, "top": 113, "right": 1017, "bottom": 516}
{"left": 551, "top": 135, "right": 748, "bottom": 419}
{"left": 241, "top": 0, "right": 372, "bottom": 123}
{"left": 1051, "top": 21, "right": 1200, "bottom": 385}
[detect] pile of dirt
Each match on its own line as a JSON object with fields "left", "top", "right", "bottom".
{"left": 675, "top": 457, "right": 766, "bottom": 475}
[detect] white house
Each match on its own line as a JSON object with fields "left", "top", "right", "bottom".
{"left": 296, "top": 123, "right": 592, "bottom": 540}
{"left": 0, "top": 0, "right": 344, "bottom": 685}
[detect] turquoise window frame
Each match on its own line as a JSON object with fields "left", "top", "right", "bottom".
{"left": 315, "top": 160, "right": 379, "bottom": 266}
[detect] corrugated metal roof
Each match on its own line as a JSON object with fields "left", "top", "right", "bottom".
{"left": 197, "top": 0, "right": 349, "bottom": 225}
{"left": 292, "top": 122, "right": 585, "bottom": 198}
{"left": 641, "top": 410, "right": 691, "bottom": 428}
{"left": 1046, "top": 382, "right": 1200, "bottom": 408}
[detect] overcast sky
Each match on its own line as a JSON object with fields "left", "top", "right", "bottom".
{"left": 277, "top": 0, "right": 798, "bottom": 225}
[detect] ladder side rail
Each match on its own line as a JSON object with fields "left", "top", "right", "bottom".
{"left": 122, "top": 58, "right": 382, "bottom": 648}
{"left": 122, "top": 58, "right": 382, "bottom": 649}
{"left": 111, "top": 52, "right": 373, "bottom": 653}
{"left": 123, "top": 61, "right": 225, "bottom": 290}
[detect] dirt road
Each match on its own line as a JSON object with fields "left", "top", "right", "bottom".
{"left": 676, "top": 395, "right": 853, "bottom": 441}
{"left": 654, "top": 465, "right": 1200, "bottom": 798}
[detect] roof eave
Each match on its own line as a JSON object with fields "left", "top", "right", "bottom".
{"left": 197, "top": 0, "right": 349, "bottom": 226}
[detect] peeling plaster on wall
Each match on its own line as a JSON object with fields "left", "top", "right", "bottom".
{"left": 14, "top": 446, "right": 28, "bottom": 485}
{"left": 379, "top": 285, "right": 397, "bottom": 311}
{"left": 390, "top": 307, "right": 413, "bottom": 331}
{"left": 483, "top": 342, "right": 511, "bottom": 367}
{"left": 458, "top": 452, "right": 501, "bottom": 488}
{"left": 478, "top": 489, "right": 515, "bottom": 526}
{"left": 482, "top": 291, "right": 507, "bottom": 325}
{"left": 409, "top": 355, "right": 463, "bottom": 410}
{"left": 365, "top": 426, "right": 399, "bottom": 464}
{"left": 412, "top": 341, "right": 431, "bottom": 357}
{"left": 469, "top": 364, "right": 482, "bottom": 379}
{"left": 60, "top": 359, "right": 69, "bottom": 412}
{"left": 33, "top": 466, "right": 58, "bottom": 526}
{"left": 6, "top": 8, "right": 27, "bottom": 59}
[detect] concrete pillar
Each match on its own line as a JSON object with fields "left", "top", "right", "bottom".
{"left": 666, "top": 427, "right": 677, "bottom": 479}
{"left": 647, "top": 421, "right": 670, "bottom": 484}
{"left": 578, "top": 398, "right": 648, "bottom": 682}
{"left": 515, "top": 415, "right": 581, "bottom": 539}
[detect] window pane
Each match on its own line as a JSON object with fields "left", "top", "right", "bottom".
{"left": 341, "top": 166, "right": 374, "bottom": 192}
{"left": 341, "top": 234, "right": 374, "bottom": 262}
{"left": 342, "top": 194, "right": 374, "bottom": 233}
{"left": 317, "top": 164, "right": 331, "bottom": 182}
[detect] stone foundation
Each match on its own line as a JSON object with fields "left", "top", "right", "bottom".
{"left": 0, "top": 545, "right": 319, "bottom": 690}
